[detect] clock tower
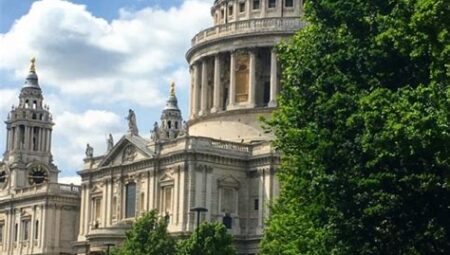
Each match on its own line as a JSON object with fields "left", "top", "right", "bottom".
{"left": 1, "top": 58, "right": 57, "bottom": 191}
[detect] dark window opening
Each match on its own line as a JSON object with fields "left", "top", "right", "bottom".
{"left": 125, "top": 182, "right": 136, "bottom": 218}
{"left": 239, "top": 2, "right": 245, "bottom": 12}
{"left": 269, "top": 0, "right": 276, "bottom": 8}
{"left": 168, "top": 121, "right": 172, "bottom": 129}
{"left": 223, "top": 214, "right": 232, "bottom": 229}
{"left": 252, "top": 0, "right": 260, "bottom": 10}
{"left": 285, "top": 0, "right": 293, "bottom": 7}
{"left": 263, "top": 81, "right": 270, "bottom": 106}
{"left": 254, "top": 199, "right": 259, "bottom": 210}
{"left": 35, "top": 220, "right": 39, "bottom": 239}
{"left": 228, "top": 5, "right": 233, "bottom": 16}
{"left": 175, "top": 121, "right": 178, "bottom": 129}
{"left": 14, "top": 223, "right": 18, "bottom": 241}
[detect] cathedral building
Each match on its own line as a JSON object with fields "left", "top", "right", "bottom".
{"left": 0, "top": 59, "right": 80, "bottom": 255}
{"left": 75, "top": 1, "right": 305, "bottom": 254}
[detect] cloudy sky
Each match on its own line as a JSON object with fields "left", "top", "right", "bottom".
{"left": 0, "top": 0, "right": 212, "bottom": 184}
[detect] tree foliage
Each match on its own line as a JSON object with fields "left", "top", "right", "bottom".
{"left": 113, "top": 210, "right": 176, "bottom": 255}
{"left": 177, "top": 222, "right": 236, "bottom": 255}
{"left": 261, "top": 0, "right": 450, "bottom": 254}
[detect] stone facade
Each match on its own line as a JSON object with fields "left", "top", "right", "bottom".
{"left": 75, "top": 1, "right": 304, "bottom": 254}
{"left": 0, "top": 59, "right": 81, "bottom": 255}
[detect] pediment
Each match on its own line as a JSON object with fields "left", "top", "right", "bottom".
{"left": 91, "top": 183, "right": 103, "bottom": 194}
{"left": 218, "top": 175, "right": 240, "bottom": 189}
{"left": 159, "top": 173, "right": 174, "bottom": 186}
{"left": 98, "top": 135, "right": 154, "bottom": 167}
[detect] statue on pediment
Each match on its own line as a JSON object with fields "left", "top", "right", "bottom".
{"left": 127, "top": 109, "right": 139, "bottom": 135}
{"left": 85, "top": 143, "right": 94, "bottom": 158}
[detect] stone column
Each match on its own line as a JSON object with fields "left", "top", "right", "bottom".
{"left": 6, "top": 128, "right": 12, "bottom": 151}
{"left": 189, "top": 67, "right": 194, "bottom": 118}
{"left": 248, "top": 49, "right": 257, "bottom": 107}
{"left": 269, "top": 48, "right": 278, "bottom": 107}
{"left": 24, "top": 127, "right": 30, "bottom": 151}
{"left": 191, "top": 64, "right": 200, "bottom": 118}
{"left": 199, "top": 60, "right": 209, "bottom": 116}
{"left": 257, "top": 169, "right": 265, "bottom": 234}
{"left": 78, "top": 185, "right": 86, "bottom": 237}
{"left": 228, "top": 51, "right": 236, "bottom": 109}
{"left": 84, "top": 184, "right": 91, "bottom": 234}
{"left": 211, "top": 54, "right": 221, "bottom": 113}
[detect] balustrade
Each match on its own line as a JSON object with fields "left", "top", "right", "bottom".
{"left": 191, "top": 17, "right": 304, "bottom": 46}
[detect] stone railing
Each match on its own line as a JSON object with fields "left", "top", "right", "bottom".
{"left": 190, "top": 137, "right": 251, "bottom": 154}
{"left": 191, "top": 17, "right": 305, "bottom": 46}
{"left": 14, "top": 182, "right": 80, "bottom": 198}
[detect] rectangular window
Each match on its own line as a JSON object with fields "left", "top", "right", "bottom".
{"left": 221, "top": 188, "right": 236, "bottom": 213}
{"left": 239, "top": 2, "right": 245, "bottom": 12}
{"left": 22, "top": 220, "right": 30, "bottom": 241}
{"left": 112, "top": 197, "right": 117, "bottom": 219}
{"left": 269, "top": 0, "right": 276, "bottom": 8}
{"left": 228, "top": 5, "right": 233, "bottom": 16}
{"left": 252, "top": 0, "right": 260, "bottom": 10}
{"left": 163, "top": 187, "right": 173, "bottom": 213}
{"left": 254, "top": 199, "right": 259, "bottom": 210}
{"left": 220, "top": 9, "right": 225, "bottom": 19}
{"left": 94, "top": 197, "right": 102, "bottom": 220}
{"left": 125, "top": 183, "right": 136, "bottom": 218}
{"left": 285, "top": 0, "right": 294, "bottom": 7}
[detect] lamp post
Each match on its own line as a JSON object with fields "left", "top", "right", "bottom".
{"left": 190, "top": 207, "right": 208, "bottom": 229}
{"left": 104, "top": 243, "right": 115, "bottom": 255}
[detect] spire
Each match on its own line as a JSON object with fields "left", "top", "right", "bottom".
{"left": 24, "top": 57, "right": 40, "bottom": 89}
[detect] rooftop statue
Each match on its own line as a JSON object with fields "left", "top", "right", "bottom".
{"left": 127, "top": 109, "right": 139, "bottom": 135}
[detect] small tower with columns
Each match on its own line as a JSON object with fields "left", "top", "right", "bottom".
{"left": 151, "top": 81, "right": 185, "bottom": 141}
{"left": 3, "top": 58, "right": 57, "bottom": 189}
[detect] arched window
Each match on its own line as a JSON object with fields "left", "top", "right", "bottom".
{"left": 32, "top": 101, "right": 37, "bottom": 109}
{"left": 125, "top": 182, "right": 136, "bottom": 218}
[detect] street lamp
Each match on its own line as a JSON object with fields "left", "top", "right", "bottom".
{"left": 190, "top": 207, "right": 208, "bottom": 229}
{"left": 104, "top": 243, "right": 115, "bottom": 255}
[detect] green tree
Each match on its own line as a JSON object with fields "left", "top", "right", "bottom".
{"left": 177, "top": 222, "right": 236, "bottom": 255}
{"left": 261, "top": 0, "right": 450, "bottom": 254}
{"left": 113, "top": 210, "right": 176, "bottom": 255}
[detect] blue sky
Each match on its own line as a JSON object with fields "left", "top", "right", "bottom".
{"left": 0, "top": 0, "right": 212, "bottom": 183}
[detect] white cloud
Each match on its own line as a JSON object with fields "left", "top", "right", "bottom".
{"left": 58, "top": 175, "right": 81, "bottom": 185}
{"left": 0, "top": 89, "right": 18, "bottom": 113}
{"left": 52, "top": 110, "right": 124, "bottom": 171}
{"left": 0, "top": 0, "right": 212, "bottom": 174}
{"left": 0, "top": 0, "right": 211, "bottom": 107}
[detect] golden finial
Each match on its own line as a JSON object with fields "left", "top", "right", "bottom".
{"left": 170, "top": 81, "right": 175, "bottom": 96}
{"left": 29, "top": 57, "right": 36, "bottom": 73}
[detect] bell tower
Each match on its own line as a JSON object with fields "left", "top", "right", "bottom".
{"left": 2, "top": 58, "right": 58, "bottom": 190}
